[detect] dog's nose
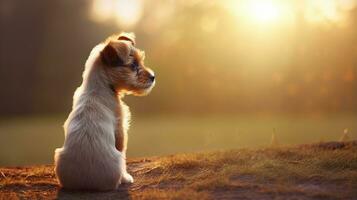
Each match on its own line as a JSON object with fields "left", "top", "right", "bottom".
{"left": 149, "top": 75, "right": 155, "bottom": 82}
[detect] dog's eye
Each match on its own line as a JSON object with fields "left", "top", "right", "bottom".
{"left": 130, "top": 60, "right": 139, "bottom": 72}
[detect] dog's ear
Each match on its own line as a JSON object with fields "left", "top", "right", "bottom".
{"left": 118, "top": 32, "right": 136, "bottom": 46}
{"left": 101, "top": 41, "right": 131, "bottom": 67}
{"left": 101, "top": 43, "right": 123, "bottom": 66}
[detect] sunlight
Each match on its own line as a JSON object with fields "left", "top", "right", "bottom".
{"left": 227, "top": 0, "right": 294, "bottom": 26}
{"left": 114, "top": 0, "right": 142, "bottom": 27}
{"left": 89, "top": 0, "right": 357, "bottom": 29}
{"left": 226, "top": 0, "right": 357, "bottom": 27}
{"left": 90, "top": 0, "right": 114, "bottom": 22}
{"left": 305, "top": 0, "right": 341, "bottom": 23}
{"left": 244, "top": 0, "right": 282, "bottom": 24}
{"left": 90, "top": 0, "right": 142, "bottom": 28}
{"left": 304, "top": 0, "right": 357, "bottom": 24}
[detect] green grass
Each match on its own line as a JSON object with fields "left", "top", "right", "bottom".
{"left": 0, "top": 114, "right": 357, "bottom": 166}
{"left": 0, "top": 141, "right": 356, "bottom": 199}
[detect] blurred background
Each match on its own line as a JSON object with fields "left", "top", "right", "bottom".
{"left": 1, "top": 0, "right": 357, "bottom": 166}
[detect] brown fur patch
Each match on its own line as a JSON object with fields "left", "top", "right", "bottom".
{"left": 101, "top": 44, "right": 122, "bottom": 66}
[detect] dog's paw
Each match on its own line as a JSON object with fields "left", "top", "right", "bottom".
{"left": 121, "top": 172, "right": 134, "bottom": 184}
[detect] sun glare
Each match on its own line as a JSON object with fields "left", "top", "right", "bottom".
{"left": 90, "top": 0, "right": 113, "bottom": 22}
{"left": 89, "top": 0, "right": 357, "bottom": 28}
{"left": 244, "top": 0, "right": 282, "bottom": 24}
{"left": 304, "top": 0, "right": 357, "bottom": 24}
{"left": 227, "top": 0, "right": 293, "bottom": 26}
{"left": 114, "top": 0, "right": 142, "bottom": 27}
{"left": 226, "top": 0, "right": 357, "bottom": 27}
{"left": 90, "top": 0, "right": 142, "bottom": 28}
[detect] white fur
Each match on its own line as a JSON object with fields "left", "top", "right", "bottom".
{"left": 54, "top": 43, "right": 133, "bottom": 191}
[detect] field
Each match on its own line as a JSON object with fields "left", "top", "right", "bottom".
{"left": 0, "top": 141, "right": 356, "bottom": 199}
{"left": 0, "top": 114, "right": 357, "bottom": 166}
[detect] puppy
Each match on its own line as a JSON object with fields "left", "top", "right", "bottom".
{"left": 54, "top": 33, "right": 155, "bottom": 191}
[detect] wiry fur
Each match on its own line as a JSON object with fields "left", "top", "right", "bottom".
{"left": 54, "top": 33, "right": 155, "bottom": 191}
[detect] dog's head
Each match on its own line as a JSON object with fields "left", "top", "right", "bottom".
{"left": 100, "top": 32, "right": 155, "bottom": 96}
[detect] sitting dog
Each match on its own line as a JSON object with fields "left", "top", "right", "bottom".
{"left": 54, "top": 33, "right": 155, "bottom": 191}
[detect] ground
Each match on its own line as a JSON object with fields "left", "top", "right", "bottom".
{"left": 1, "top": 141, "right": 357, "bottom": 200}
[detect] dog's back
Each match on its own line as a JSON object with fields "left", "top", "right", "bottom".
{"left": 55, "top": 88, "right": 123, "bottom": 191}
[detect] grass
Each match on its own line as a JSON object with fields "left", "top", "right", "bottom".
{"left": 1, "top": 114, "right": 357, "bottom": 166}
{"left": 1, "top": 141, "right": 356, "bottom": 199}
